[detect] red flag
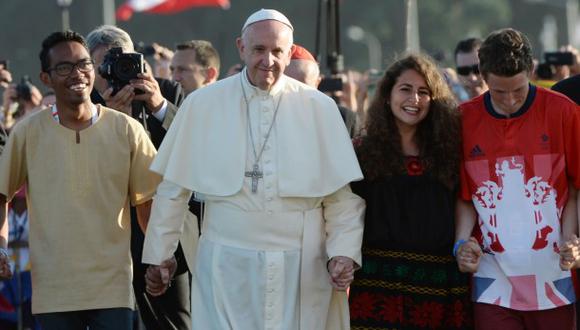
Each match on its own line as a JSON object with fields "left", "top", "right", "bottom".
{"left": 116, "top": 0, "right": 230, "bottom": 21}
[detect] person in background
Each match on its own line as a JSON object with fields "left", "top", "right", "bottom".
{"left": 225, "top": 63, "right": 243, "bottom": 77}
{"left": 551, "top": 71, "right": 580, "bottom": 330}
{"left": 1, "top": 75, "right": 42, "bottom": 130}
{"left": 0, "top": 186, "right": 38, "bottom": 330}
{"left": 86, "top": 25, "right": 192, "bottom": 330}
{"left": 454, "top": 37, "right": 487, "bottom": 99}
{"left": 151, "top": 42, "right": 174, "bottom": 80}
{"left": 284, "top": 43, "right": 321, "bottom": 88}
{"left": 552, "top": 73, "right": 580, "bottom": 105}
{"left": 170, "top": 40, "right": 220, "bottom": 96}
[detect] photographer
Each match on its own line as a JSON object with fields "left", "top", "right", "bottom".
{"left": 2, "top": 74, "right": 42, "bottom": 130}
{"left": 86, "top": 25, "right": 191, "bottom": 330}
{"left": 543, "top": 47, "right": 580, "bottom": 82}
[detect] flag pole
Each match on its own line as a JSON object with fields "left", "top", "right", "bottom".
{"left": 405, "top": 0, "right": 420, "bottom": 52}
{"left": 103, "top": 0, "right": 116, "bottom": 26}
{"left": 56, "top": 0, "right": 73, "bottom": 31}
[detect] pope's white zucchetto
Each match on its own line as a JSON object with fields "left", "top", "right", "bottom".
{"left": 241, "top": 9, "right": 294, "bottom": 33}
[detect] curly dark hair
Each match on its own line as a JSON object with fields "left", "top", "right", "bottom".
{"left": 478, "top": 28, "right": 534, "bottom": 78}
{"left": 356, "top": 53, "right": 461, "bottom": 188}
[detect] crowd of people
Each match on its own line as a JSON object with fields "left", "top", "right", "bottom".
{"left": 0, "top": 7, "right": 579, "bottom": 330}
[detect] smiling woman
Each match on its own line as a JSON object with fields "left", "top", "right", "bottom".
{"left": 349, "top": 54, "right": 472, "bottom": 329}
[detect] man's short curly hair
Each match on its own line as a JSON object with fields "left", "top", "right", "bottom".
{"left": 478, "top": 28, "right": 534, "bottom": 78}
{"left": 39, "top": 30, "right": 88, "bottom": 73}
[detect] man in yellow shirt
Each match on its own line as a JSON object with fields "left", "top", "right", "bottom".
{"left": 0, "top": 30, "right": 159, "bottom": 329}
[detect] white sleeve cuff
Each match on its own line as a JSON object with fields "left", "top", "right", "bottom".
{"left": 151, "top": 99, "right": 168, "bottom": 122}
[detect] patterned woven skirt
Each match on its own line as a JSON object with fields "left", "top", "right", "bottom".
{"left": 349, "top": 248, "right": 473, "bottom": 330}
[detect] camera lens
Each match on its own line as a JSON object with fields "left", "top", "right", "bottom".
{"left": 114, "top": 57, "right": 140, "bottom": 81}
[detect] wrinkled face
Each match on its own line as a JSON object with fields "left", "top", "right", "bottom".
{"left": 237, "top": 20, "right": 293, "bottom": 90}
{"left": 485, "top": 72, "right": 530, "bottom": 116}
{"left": 90, "top": 44, "right": 111, "bottom": 94}
{"left": 170, "top": 48, "right": 207, "bottom": 95}
{"left": 40, "top": 41, "right": 94, "bottom": 107}
{"left": 389, "top": 69, "right": 431, "bottom": 131}
{"left": 456, "top": 49, "right": 487, "bottom": 98}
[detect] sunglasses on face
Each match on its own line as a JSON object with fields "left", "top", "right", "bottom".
{"left": 456, "top": 64, "right": 480, "bottom": 76}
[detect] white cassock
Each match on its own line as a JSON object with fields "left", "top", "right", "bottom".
{"left": 143, "top": 69, "right": 365, "bottom": 330}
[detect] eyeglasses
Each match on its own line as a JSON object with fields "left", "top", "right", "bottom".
{"left": 48, "top": 59, "right": 94, "bottom": 76}
{"left": 456, "top": 64, "right": 480, "bottom": 76}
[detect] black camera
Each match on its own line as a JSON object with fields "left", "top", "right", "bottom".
{"left": 544, "top": 51, "right": 574, "bottom": 66}
{"left": 318, "top": 77, "right": 343, "bottom": 93}
{"left": 14, "top": 76, "right": 33, "bottom": 102}
{"left": 98, "top": 47, "right": 144, "bottom": 95}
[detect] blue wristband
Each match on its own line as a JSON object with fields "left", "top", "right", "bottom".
{"left": 453, "top": 239, "right": 467, "bottom": 257}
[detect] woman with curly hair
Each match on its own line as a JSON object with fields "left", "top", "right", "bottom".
{"left": 349, "top": 54, "right": 472, "bottom": 329}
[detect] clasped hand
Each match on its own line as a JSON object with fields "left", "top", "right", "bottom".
{"left": 145, "top": 256, "right": 177, "bottom": 297}
{"left": 560, "top": 234, "right": 580, "bottom": 271}
{"left": 456, "top": 237, "right": 482, "bottom": 273}
{"left": 327, "top": 256, "right": 356, "bottom": 291}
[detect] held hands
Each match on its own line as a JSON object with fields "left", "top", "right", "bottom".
{"left": 560, "top": 234, "right": 580, "bottom": 271}
{"left": 145, "top": 256, "right": 177, "bottom": 297}
{"left": 456, "top": 237, "right": 482, "bottom": 273}
{"left": 327, "top": 256, "right": 356, "bottom": 291}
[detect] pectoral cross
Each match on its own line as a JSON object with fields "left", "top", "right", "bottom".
{"left": 245, "top": 163, "right": 263, "bottom": 193}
